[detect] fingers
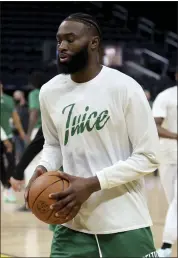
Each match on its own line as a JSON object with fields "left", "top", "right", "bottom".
{"left": 36, "top": 167, "right": 46, "bottom": 176}
{"left": 24, "top": 187, "right": 30, "bottom": 209}
{"left": 51, "top": 194, "right": 75, "bottom": 211}
{"left": 55, "top": 201, "right": 76, "bottom": 217}
{"left": 64, "top": 205, "right": 80, "bottom": 221}
{"left": 24, "top": 167, "right": 46, "bottom": 209}
{"left": 49, "top": 187, "right": 72, "bottom": 200}
{"left": 58, "top": 171, "right": 70, "bottom": 181}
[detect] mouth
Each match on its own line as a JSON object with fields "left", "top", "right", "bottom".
{"left": 59, "top": 54, "right": 70, "bottom": 63}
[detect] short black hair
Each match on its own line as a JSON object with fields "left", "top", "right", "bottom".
{"left": 65, "top": 13, "right": 102, "bottom": 39}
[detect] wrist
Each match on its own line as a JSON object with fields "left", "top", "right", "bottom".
{"left": 170, "top": 133, "right": 177, "bottom": 140}
{"left": 86, "top": 176, "right": 101, "bottom": 194}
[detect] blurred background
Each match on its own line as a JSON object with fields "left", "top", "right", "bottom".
{"left": 1, "top": 1, "right": 178, "bottom": 99}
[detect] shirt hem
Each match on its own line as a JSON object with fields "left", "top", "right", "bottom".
{"left": 62, "top": 222, "right": 153, "bottom": 235}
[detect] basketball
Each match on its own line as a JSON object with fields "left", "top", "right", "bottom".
{"left": 28, "top": 171, "right": 70, "bottom": 224}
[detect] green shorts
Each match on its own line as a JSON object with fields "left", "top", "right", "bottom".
{"left": 50, "top": 225, "right": 159, "bottom": 257}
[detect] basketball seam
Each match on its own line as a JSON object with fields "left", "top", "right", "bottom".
{"left": 30, "top": 179, "right": 62, "bottom": 210}
{"left": 46, "top": 180, "right": 65, "bottom": 221}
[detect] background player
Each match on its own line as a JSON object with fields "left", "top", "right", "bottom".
{"left": 26, "top": 71, "right": 45, "bottom": 143}
{"left": 152, "top": 69, "right": 178, "bottom": 257}
{"left": 0, "top": 82, "right": 26, "bottom": 203}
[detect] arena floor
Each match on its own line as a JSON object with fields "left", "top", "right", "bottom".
{"left": 1, "top": 174, "right": 177, "bottom": 257}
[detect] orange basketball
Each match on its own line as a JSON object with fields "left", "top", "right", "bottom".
{"left": 28, "top": 171, "right": 71, "bottom": 224}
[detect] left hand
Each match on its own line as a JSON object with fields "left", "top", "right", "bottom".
{"left": 10, "top": 177, "right": 25, "bottom": 192}
{"left": 49, "top": 172, "right": 101, "bottom": 221}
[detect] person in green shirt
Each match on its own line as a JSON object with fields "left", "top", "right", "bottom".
{"left": 26, "top": 71, "right": 45, "bottom": 142}
{"left": 0, "top": 82, "right": 25, "bottom": 202}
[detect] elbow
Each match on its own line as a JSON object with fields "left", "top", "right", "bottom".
{"left": 144, "top": 152, "right": 160, "bottom": 172}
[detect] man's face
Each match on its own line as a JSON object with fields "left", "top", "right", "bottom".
{"left": 13, "top": 91, "right": 23, "bottom": 104}
{"left": 56, "top": 21, "right": 91, "bottom": 74}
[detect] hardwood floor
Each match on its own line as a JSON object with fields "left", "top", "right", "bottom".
{"left": 1, "top": 174, "right": 177, "bottom": 257}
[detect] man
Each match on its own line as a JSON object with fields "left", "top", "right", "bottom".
{"left": 152, "top": 70, "right": 177, "bottom": 257}
{"left": 13, "top": 90, "right": 29, "bottom": 161}
{"left": 0, "top": 82, "right": 25, "bottom": 202}
{"left": 25, "top": 13, "right": 160, "bottom": 257}
{"left": 26, "top": 71, "right": 45, "bottom": 142}
{"left": 1, "top": 126, "right": 13, "bottom": 187}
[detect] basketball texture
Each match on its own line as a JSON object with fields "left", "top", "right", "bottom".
{"left": 28, "top": 171, "right": 70, "bottom": 224}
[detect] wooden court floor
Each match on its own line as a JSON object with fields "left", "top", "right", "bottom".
{"left": 1, "top": 174, "right": 177, "bottom": 257}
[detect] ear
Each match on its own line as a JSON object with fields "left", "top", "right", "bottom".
{"left": 90, "top": 36, "right": 100, "bottom": 50}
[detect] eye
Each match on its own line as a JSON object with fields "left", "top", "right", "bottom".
{"left": 67, "top": 37, "right": 74, "bottom": 43}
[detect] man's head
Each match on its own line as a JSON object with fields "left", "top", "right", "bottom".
{"left": 13, "top": 90, "right": 25, "bottom": 105}
{"left": 56, "top": 13, "right": 102, "bottom": 74}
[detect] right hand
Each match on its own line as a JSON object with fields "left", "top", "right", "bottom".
{"left": 24, "top": 166, "right": 47, "bottom": 209}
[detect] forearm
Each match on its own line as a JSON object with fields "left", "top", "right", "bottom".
{"left": 95, "top": 152, "right": 159, "bottom": 189}
{"left": 27, "top": 110, "right": 38, "bottom": 137}
{"left": 157, "top": 125, "right": 177, "bottom": 139}
{"left": 12, "top": 112, "right": 25, "bottom": 135}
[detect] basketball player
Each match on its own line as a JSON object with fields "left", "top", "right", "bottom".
{"left": 25, "top": 13, "right": 160, "bottom": 257}
{"left": 26, "top": 71, "right": 45, "bottom": 143}
{"left": 152, "top": 71, "right": 177, "bottom": 257}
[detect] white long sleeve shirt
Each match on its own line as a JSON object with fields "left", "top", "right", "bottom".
{"left": 152, "top": 86, "right": 177, "bottom": 165}
{"left": 39, "top": 66, "right": 160, "bottom": 234}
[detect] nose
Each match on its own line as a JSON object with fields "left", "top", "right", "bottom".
{"left": 58, "top": 40, "right": 68, "bottom": 52}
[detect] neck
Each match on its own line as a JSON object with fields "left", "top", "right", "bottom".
{"left": 71, "top": 59, "right": 102, "bottom": 83}
{"left": 20, "top": 99, "right": 25, "bottom": 106}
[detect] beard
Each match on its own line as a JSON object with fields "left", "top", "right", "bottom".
{"left": 57, "top": 44, "right": 89, "bottom": 75}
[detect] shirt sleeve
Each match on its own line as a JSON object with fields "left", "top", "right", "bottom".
{"left": 96, "top": 80, "right": 160, "bottom": 189}
{"left": 28, "top": 91, "right": 40, "bottom": 110}
{"left": 38, "top": 87, "right": 63, "bottom": 171}
{"left": 152, "top": 91, "right": 168, "bottom": 118}
{"left": 1, "top": 127, "right": 8, "bottom": 141}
